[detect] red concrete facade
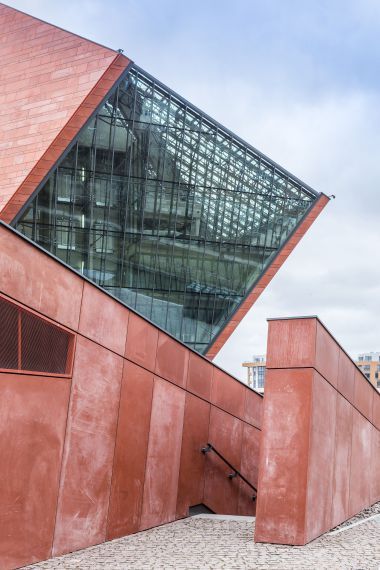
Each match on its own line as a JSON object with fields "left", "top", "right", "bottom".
{"left": 0, "top": 223, "right": 262, "bottom": 569}
{"left": 206, "top": 194, "right": 330, "bottom": 359}
{"left": 255, "top": 317, "right": 380, "bottom": 545}
{"left": 0, "top": 3, "right": 130, "bottom": 222}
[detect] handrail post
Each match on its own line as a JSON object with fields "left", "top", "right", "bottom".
{"left": 200, "top": 442, "right": 257, "bottom": 501}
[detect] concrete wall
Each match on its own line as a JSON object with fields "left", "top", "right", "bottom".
{"left": 255, "top": 317, "right": 380, "bottom": 545}
{"left": 0, "top": 224, "right": 262, "bottom": 569}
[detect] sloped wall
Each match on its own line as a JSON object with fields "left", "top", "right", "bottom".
{"left": 255, "top": 317, "right": 380, "bottom": 545}
{"left": 0, "top": 3, "right": 129, "bottom": 222}
{"left": 0, "top": 223, "right": 262, "bottom": 569}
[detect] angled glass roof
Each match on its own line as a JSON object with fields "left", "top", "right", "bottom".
{"left": 14, "top": 64, "right": 319, "bottom": 354}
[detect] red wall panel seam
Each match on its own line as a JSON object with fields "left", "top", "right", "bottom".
{"left": 300, "top": 369, "right": 314, "bottom": 544}
{"left": 0, "top": 290, "right": 77, "bottom": 337}
{"left": 347, "top": 405, "right": 357, "bottom": 517}
{"left": 345, "top": 405, "right": 354, "bottom": 522}
{"left": 201, "top": 367, "right": 215, "bottom": 507}
{"left": 237, "top": 398, "right": 246, "bottom": 509}
{"left": 328, "top": 384, "right": 338, "bottom": 531}
{"left": 267, "top": 365, "right": 379, "bottom": 431}
{"left": 329, "top": 393, "right": 340, "bottom": 528}
{"left": 174, "top": 351, "right": 193, "bottom": 515}
{"left": 136, "top": 375, "right": 155, "bottom": 530}
{"left": 76, "top": 278, "right": 85, "bottom": 333}
{"left": 50, "top": 362, "right": 75, "bottom": 557}
{"left": 104, "top": 358, "right": 127, "bottom": 538}
{"left": 0, "top": 287, "right": 262, "bottom": 429}
{"left": 139, "top": 378, "right": 158, "bottom": 529}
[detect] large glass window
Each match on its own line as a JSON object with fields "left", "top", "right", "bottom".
{"left": 15, "top": 65, "right": 318, "bottom": 353}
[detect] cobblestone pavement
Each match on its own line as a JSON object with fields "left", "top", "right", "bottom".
{"left": 26, "top": 512, "right": 380, "bottom": 570}
{"left": 331, "top": 500, "right": 380, "bottom": 531}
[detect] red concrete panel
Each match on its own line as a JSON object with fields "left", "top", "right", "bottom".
{"left": 176, "top": 394, "right": 211, "bottom": 518}
{"left": 211, "top": 368, "right": 245, "bottom": 418}
{"left": 315, "top": 321, "right": 339, "bottom": 388}
{"left": 206, "top": 194, "right": 329, "bottom": 359}
{"left": 53, "top": 336, "right": 123, "bottom": 556}
{"left": 370, "top": 427, "right": 380, "bottom": 504}
{"left": 203, "top": 407, "right": 243, "bottom": 514}
{"left": 244, "top": 388, "right": 263, "bottom": 429}
{"left": 107, "top": 361, "right": 154, "bottom": 539}
{"left": 0, "top": 373, "right": 70, "bottom": 570}
{"left": 354, "top": 369, "right": 374, "bottom": 423}
{"left": 187, "top": 352, "right": 213, "bottom": 400}
{"left": 331, "top": 395, "right": 353, "bottom": 528}
{"left": 237, "top": 423, "right": 260, "bottom": 516}
{"left": 125, "top": 312, "right": 158, "bottom": 372}
{"left": 140, "top": 377, "right": 186, "bottom": 530}
{"left": 348, "top": 409, "right": 372, "bottom": 518}
{"left": 0, "top": 226, "right": 83, "bottom": 330}
{"left": 257, "top": 316, "right": 379, "bottom": 546}
{"left": 79, "top": 282, "right": 129, "bottom": 355}
{"left": 337, "top": 349, "right": 355, "bottom": 404}
{"left": 305, "top": 371, "right": 337, "bottom": 541}
{"left": 255, "top": 368, "right": 313, "bottom": 545}
{"left": 266, "top": 318, "right": 317, "bottom": 370}
{"left": 0, "top": 4, "right": 130, "bottom": 221}
{"left": 155, "top": 332, "right": 189, "bottom": 388}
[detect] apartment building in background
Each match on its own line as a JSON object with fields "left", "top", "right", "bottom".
{"left": 242, "top": 355, "right": 266, "bottom": 393}
{"left": 356, "top": 352, "right": 380, "bottom": 390}
{"left": 243, "top": 351, "right": 380, "bottom": 393}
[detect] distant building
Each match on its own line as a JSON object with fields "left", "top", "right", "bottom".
{"left": 243, "top": 352, "right": 380, "bottom": 393}
{"left": 242, "top": 355, "right": 266, "bottom": 393}
{"left": 355, "top": 352, "right": 380, "bottom": 391}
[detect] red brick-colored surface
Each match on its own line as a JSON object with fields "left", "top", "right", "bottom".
{"left": 204, "top": 407, "right": 244, "bottom": 514}
{"left": 78, "top": 282, "right": 129, "bottom": 355}
{"left": 0, "top": 4, "right": 130, "bottom": 223}
{"left": 140, "top": 378, "right": 186, "bottom": 530}
{"left": 176, "top": 394, "right": 211, "bottom": 518}
{"left": 0, "top": 223, "right": 262, "bottom": 569}
{"left": 206, "top": 194, "right": 329, "bottom": 359}
{"left": 125, "top": 312, "right": 159, "bottom": 372}
{"left": 255, "top": 317, "right": 380, "bottom": 546}
{"left": 255, "top": 367, "right": 314, "bottom": 545}
{"left": 52, "top": 337, "right": 124, "bottom": 556}
{"left": 107, "top": 361, "right": 154, "bottom": 539}
{"left": 187, "top": 352, "right": 213, "bottom": 400}
{"left": 0, "top": 222, "right": 83, "bottom": 329}
{"left": 0, "top": 374, "right": 70, "bottom": 569}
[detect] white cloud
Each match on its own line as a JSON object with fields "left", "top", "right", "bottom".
{"left": 6, "top": 0, "right": 380, "bottom": 381}
{"left": 214, "top": 91, "right": 380, "bottom": 379}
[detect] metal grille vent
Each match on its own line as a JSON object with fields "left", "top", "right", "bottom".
{"left": 0, "top": 295, "right": 74, "bottom": 375}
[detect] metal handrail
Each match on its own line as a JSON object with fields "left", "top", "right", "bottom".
{"left": 201, "top": 442, "right": 257, "bottom": 501}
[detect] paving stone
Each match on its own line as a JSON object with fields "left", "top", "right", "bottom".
{"left": 25, "top": 505, "right": 380, "bottom": 570}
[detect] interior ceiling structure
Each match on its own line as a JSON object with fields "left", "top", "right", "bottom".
{"left": 13, "top": 64, "right": 323, "bottom": 354}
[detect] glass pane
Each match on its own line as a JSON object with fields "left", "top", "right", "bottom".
{"left": 15, "top": 66, "right": 317, "bottom": 354}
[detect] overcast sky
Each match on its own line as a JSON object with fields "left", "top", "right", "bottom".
{"left": 7, "top": 0, "right": 380, "bottom": 380}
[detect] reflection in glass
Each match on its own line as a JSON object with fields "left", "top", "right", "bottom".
{"left": 15, "top": 66, "right": 318, "bottom": 353}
